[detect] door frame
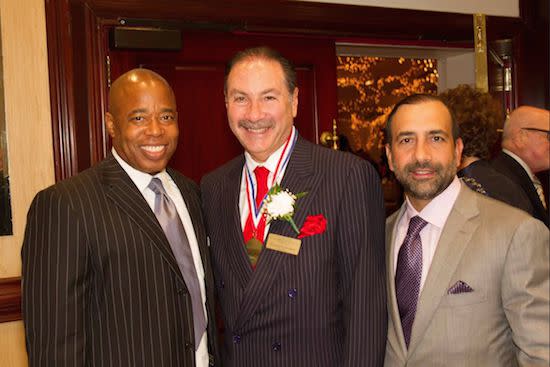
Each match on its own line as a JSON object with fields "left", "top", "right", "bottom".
{"left": 45, "top": 0, "right": 545, "bottom": 181}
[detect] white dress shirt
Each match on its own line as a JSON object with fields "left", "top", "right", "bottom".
{"left": 393, "top": 176, "right": 461, "bottom": 292}
{"left": 113, "top": 148, "right": 209, "bottom": 367}
{"left": 238, "top": 128, "right": 295, "bottom": 241}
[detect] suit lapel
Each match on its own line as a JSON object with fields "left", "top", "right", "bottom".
{"left": 234, "top": 137, "right": 321, "bottom": 330}
{"left": 407, "top": 184, "right": 480, "bottom": 355}
{"left": 222, "top": 156, "right": 255, "bottom": 289}
{"left": 386, "top": 205, "right": 408, "bottom": 359}
{"left": 100, "top": 155, "right": 183, "bottom": 281}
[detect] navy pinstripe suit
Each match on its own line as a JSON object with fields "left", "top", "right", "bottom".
{"left": 201, "top": 137, "right": 387, "bottom": 367}
{"left": 22, "top": 155, "right": 220, "bottom": 366}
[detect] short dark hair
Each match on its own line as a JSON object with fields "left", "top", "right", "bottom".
{"left": 439, "top": 84, "right": 502, "bottom": 160}
{"left": 385, "top": 93, "right": 460, "bottom": 145}
{"left": 224, "top": 46, "right": 297, "bottom": 95}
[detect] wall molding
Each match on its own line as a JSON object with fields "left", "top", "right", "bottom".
{"left": 0, "top": 277, "right": 22, "bottom": 323}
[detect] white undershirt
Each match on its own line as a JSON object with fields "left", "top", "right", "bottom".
{"left": 393, "top": 176, "right": 461, "bottom": 292}
{"left": 238, "top": 129, "right": 294, "bottom": 240}
{"left": 112, "top": 148, "right": 209, "bottom": 367}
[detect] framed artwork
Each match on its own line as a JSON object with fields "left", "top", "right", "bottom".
{"left": 0, "top": 14, "right": 12, "bottom": 236}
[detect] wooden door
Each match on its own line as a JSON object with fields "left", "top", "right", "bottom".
{"left": 107, "top": 30, "right": 336, "bottom": 182}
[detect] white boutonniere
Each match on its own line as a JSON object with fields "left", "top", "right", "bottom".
{"left": 263, "top": 184, "right": 307, "bottom": 234}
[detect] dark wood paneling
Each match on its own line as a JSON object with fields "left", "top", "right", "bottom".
{"left": 45, "top": 0, "right": 547, "bottom": 182}
{"left": 0, "top": 277, "right": 21, "bottom": 323}
{"left": 46, "top": 0, "right": 519, "bottom": 180}
{"left": 515, "top": 0, "right": 549, "bottom": 108}
{"left": 45, "top": 0, "right": 79, "bottom": 181}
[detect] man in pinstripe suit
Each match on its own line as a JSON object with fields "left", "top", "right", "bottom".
{"left": 201, "top": 47, "right": 387, "bottom": 367}
{"left": 22, "top": 69, "right": 219, "bottom": 366}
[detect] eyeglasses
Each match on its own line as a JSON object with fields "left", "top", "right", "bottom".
{"left": 522, "top": 127, "right": 550, "bottom": 141}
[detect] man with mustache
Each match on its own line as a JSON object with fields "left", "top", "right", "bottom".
{"left": 384, "top": 94, "right": 549, "bottom": 366}
{"left": 201, "top": 46, "right": 387, "bottom": 366}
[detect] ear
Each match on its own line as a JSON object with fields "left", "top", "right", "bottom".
{"left": 291, "top": 87, "right": 299, "bottom": 118}
{"left": 385, "top": 144, "right": 395, "bottom": 172}
{"left": 454, "top": 137, "right": 464, "bottom": 168}
{"left": 105, "top": 112, "right": 116, "bottom": 138}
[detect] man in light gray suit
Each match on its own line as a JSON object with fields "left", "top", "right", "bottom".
{"left": 384, "top": 94, "right": 549, "bottom": 366}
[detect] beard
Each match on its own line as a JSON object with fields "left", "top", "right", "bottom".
{"left": 393, "top": 156, "right": 457, "bottom": 202}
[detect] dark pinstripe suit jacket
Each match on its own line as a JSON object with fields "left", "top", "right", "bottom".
{"left": 22, "top": 155, "right": 220, "bottom": 367}
{"left": 201, "top": 137, "right": 387, "bottom": 367}
{"left": 491, "top": 152, "right": 549, "bottom": 227}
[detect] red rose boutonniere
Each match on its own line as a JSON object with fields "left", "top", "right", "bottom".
{"left": 298, "top": 214, "right": 327, "bottom": 239}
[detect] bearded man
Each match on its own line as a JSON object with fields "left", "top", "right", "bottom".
{"left": 383, "top": 94, "right": 549, "bottom": 367}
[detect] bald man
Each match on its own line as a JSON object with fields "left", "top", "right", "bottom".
{"left": 492, "top": 106, "right": 550, "bottom": 226}
{"left": 22, "top": 69, "right": 220, "bottom": 366}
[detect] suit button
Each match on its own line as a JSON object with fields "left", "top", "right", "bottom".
{"left": 232, "top": 334, "right": 241, "bottom": 344}
{"left": 185, "top": 341, "right": 194, "bottom": 349}
{"left": 177, "top": 287, "right": 186, "bottom": 294}
{"left": 272, "top": 341, "right": 281, "bottom": 352}
{"left": 287, "top": 288, "right": 297, "bottom": 298}
{"left": 219, "top": 281, "right": 225, "bottom": 289}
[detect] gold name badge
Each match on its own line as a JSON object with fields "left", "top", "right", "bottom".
{"left": 265, "top": 233, "right": 302, "bottom": 256}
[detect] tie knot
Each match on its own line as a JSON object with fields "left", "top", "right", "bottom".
{"left": 254, "top": 166, "right": 270, "bottom": 185}
{"left": 407, "top": 216, "right": 428, "bottom": 237}
{"left": 148, "top": 177, "right": 166, "bottom": 196}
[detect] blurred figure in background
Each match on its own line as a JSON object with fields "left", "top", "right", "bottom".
{"left": 492, "top": 105, "right": 549, "bottom": 227}
{"left": 439, "top": 84, "right": 531, "bottom": 213}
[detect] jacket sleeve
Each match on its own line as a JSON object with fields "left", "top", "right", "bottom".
{"left": 501, "top": 217, "right": 549, "bottom": 366}
{"left": 21, "top": 187, "right": 90, "bottom": 367}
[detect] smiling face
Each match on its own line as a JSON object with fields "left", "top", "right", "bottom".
{"left": 106, "top": 70, "right": 179, "bottom": 174}
{"left": 386, "top": 100, "right": 463, "bottom": 211}
{"left": 225, "top": 57, "right": 298, "bottom": 163}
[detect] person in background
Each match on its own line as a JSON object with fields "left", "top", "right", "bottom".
{"left": 22, "top": 69, "right": 219, "bottom": 367}
{"left": 384, "top": 93, "right": 549, "bottom": 366}
{"left": 201, "top": 46, "right": 387, "bottom": 367}
{"left": 439, "top": 84, "right": 531, "bottom": 213}
{"left": 492, "top": 105, "right": 550, "bottom": 227}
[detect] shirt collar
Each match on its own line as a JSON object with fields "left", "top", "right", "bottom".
{"left": 502, "top": 149, "right": 535, "bottom": 180}
{"left": 112, "top": 148, "right": 168, "bottom": 193}
{"left": 403, "top": 175, "right": 461, "bottom": 229}
{"left": 244, "top": 126, "right": 295, "bottom": 175}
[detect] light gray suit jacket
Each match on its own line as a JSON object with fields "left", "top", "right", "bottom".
{"left": 385, "top": 183, "right": 549, "bottom": 367}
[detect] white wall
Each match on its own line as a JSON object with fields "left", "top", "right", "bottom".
{"left": 0, "top": 0, "right": 54, "bottom": 364}
{"left": 439, "top": 53, "right": 475, "bottom": 92}
{"left": 300, "top": 0, "right": 519, "bottom": 17}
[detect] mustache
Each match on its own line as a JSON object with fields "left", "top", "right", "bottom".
{"left": 404, "top": 161, "right": 442, "bottom": 173}
{"left": 238, "top": 119, "right": 273, "bottom": 129}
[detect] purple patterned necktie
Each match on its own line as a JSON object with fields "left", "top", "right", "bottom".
{"left": 149, "top": 178, "right": 206, "bottom": 350}
{"left": 395, "top": 215, "right": 427, "bottom": 348}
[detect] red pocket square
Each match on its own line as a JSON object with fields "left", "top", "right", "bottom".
{"left": 447, "top": 280, "right": 474, "bottom": 294}
{"left": 298, "top": 214, "right": 327, "bottom": 239}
